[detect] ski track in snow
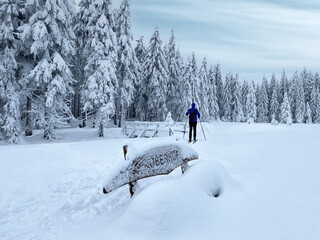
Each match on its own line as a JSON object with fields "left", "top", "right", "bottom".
{"left": 0, "top": 128, "right": 131, "bottom": 240}
{"left": 1, "top": 123, "right": 320, "bottom": 240}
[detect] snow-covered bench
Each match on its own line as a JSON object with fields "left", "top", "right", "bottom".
{"left": 103, "top": 142, "right": 198, "bottom": 197}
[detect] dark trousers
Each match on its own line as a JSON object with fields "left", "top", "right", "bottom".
{"left": 189, "top": 122, "right": 197, "bottom": 141}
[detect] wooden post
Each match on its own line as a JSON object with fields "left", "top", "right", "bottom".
{"left": 123, "top": 145, "right": 136, "bottom": 197}
{"left": 129, "top": 182, "right": 136, "bottom": 197}
{"left": 181, "top": 161, "right": 189, "bottom": 174}
{"left": 123, "top": 145, "right": 128, "bottom": 160}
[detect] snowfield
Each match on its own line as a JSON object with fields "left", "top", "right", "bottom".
{"left": 1, "top": 123, "right": 320, "bottom": 240}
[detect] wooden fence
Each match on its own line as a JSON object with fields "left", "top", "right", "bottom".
{"left": 122, "top": 121, "right": 187, "bottom": 138}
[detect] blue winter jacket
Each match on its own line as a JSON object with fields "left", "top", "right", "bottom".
{"left": 186, "top": 103, "right": 201, "bottom": 122}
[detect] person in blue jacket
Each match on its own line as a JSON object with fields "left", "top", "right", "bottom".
{"left": 186, "top": 103, "right": 201, "bottom": 143}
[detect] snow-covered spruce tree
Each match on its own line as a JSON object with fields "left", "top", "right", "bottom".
{"left": 288, "top": 71, "right": 298, "bottom": 122}
{"left": 315, "top": 72, "right": 320, "bottom": 91}
{"left": 313, "top": 89, "right": 320, "bottom": 124}
{"left": 241, "top": 80, "right": 249, "bottom": 119}
{"left": 208, "top": 65, "right": 219, "bottom": 120}
{"left": 279, "top": 69, "right": 289, "bottom": 104}
{"left": 2, "top": 83, "right": 21, "bottom": 143}
{"left": 257, "top": 77, "right": 269, "bottom": 123}
{"left": 139, "top": 27, "right": 168, "bottom": 121}
{"left": 183, "top": 52, "right": 200, "bottom": 106}
{"left": 310, "top": 87, "right": 318, "bottom": 121}
{"left": 181, "top": 55, "right": 194, "bottom": 107}
{"left": 214, "top": 64, "right": 223, "bottom": 118}
{"left": 269, "top": 87, "right": 280, "bottom": 121}
{"left": 0, "top": 48, "right": 21, "bottom": 144}
{"left": 114, "top": 0, "right": 139, "bottom": 127}
{"left": 268, "top": 73, "right": 277, "bottom": 100}
{"left": 81, "top": 0, "right": 118, "bottom": 137}
{"left": 280, "top": 92, "right": 292, "bottom": 125}
{"left": 30, "top": 53, "right": 75, "bottom": 139}
{"left": 232, "top": 78, "right": 244, "bottom": 122}
{"left": 255, "top": 83, "right": 260, "bottom": 105}
{"left": 222, "top": 73, "right": 232, "bottom": 121}
{"left": 246, "top": 82, "right": 257, "bottom": 124}
{"left": 135, "top": 36, "right": 147, "bottom": 67}
{"left": 165, "top": 30, "right": 181, "bottom": 121}
{"left": 230, "top": 73, "right": 237, "bottom": 99}
{"left": 16, "top": 1, "right": 38, "bottom": 137}
{"left": 295, "top": 78, "right": 305, "bottom": 123}
{"left": 175, "top": 48, "right": 189, "bottom": 121}
{"left": 163, "top": 43, "right": 168, "bottom": 62}
{"left": 305, "top": 102, "right": 312, "bottom": 124}
{"left": 263, "top": 75, "right": 269, "bottom": 94}
{"left": 132, "top": 36, "right": 146, "bottom": 119}
{"left": 301, "top": 67, "right": 314, "bottom": 103}
{"left": 165, "top": 111, "right": 174, "bottom": 123}
{"left": 0, "top": 0, "right": 22, "bottom": 143}
{"left": 198, "top": 57, "right": 210, "bottom": 121}
{"left": 0, "top": 0, "right": 20, "bottom": 45}
{"left": 0, "top": 114, "right": 3, "bottom": 140}
{"left": 19, "top": 0, "right": 76, "bottom": 140}
{"left": 72, "top": 0, "right": 91, "bottom": 120}
{"left": 271, "top": 114, "right": 278, "bottom": 125}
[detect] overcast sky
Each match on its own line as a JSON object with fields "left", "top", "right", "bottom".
{"left": 108, "top": 0, "right": 320, "bottom": 82}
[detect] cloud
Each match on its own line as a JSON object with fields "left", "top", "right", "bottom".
{"left": 128, "top": 0, "right": 320, "bottom": 81}
{"left": 75, "top": 0, "right": 320, "bottom": 81}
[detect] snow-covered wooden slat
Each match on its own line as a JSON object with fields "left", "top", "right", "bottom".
{"left": 103, "top": 142, "right": 198, "bottom": 197}
{"left": 138, "top": 125, "right": 147, "bottom": 138}
{"left": 128, "top": 125, "right": 137, "bottom": 138}
{"left": 152, "top": 124, "right": 159, "bottom": 138}
{"left": 123, "top": 124, "right": 128, "bottom": 135}
{"left": 169, "top": 127, "right": 174, "bottom": 136}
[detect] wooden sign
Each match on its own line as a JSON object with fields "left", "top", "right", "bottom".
{"left": 103, "top": 142, "right": 198, "bottom": 197}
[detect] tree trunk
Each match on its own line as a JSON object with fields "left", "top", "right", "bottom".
{"left": 118, "top": 103, "right": 123, "bottom": 128}
{"left": 113, "top": 104, "right": 118, "bottom": 126}
{"left": 99, "top": 121, "right": 104, "bottom": 137}
{"left": 118, "top": 113, "right": 122, "bottom": 128}
{"left": 72, "top": 84, "right": 80, "bottom": 119}
{"left": 82, "top": 111, "right": 86, "bottom": 128}
{"left": 43, "top": 108, "right": 56, "bottom": 140}
{"left": 25, "top": 96, "right": 33, "bottom": 136}
{"left": 114, "top": 97, "right": 120, "bottom": 126}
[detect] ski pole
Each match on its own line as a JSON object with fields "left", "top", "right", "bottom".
{"left": 199, "top": 118, "right": 207, "bottom": 141}
{"left": 183, "top": 117, "right": 188, "bottom": 139}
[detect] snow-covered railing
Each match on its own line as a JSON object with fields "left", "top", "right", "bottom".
{"left": 122, "top": 121, "right": 186, "bottom": 138}
{"left": 102, "top": 142, "right": 198, "bottom": 197}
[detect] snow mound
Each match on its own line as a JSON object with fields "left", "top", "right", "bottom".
{"left": 87, "top": 159, "right": 237, "bottom": 240}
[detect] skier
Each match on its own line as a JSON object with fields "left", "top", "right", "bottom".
{"left": 186, "top": 103, "right": 201, "bottom": 143}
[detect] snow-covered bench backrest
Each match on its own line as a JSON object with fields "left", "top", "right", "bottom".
{"left": 103, "top": 142, "right": 198, "bottom": 197}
